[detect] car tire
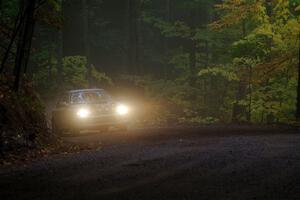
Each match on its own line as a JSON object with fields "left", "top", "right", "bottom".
{"left": 52, "top": 118, "right": 62, "bottom": 135}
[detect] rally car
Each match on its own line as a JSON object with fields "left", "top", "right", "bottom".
{"left": 52, "top": 89, "right": 129, "bottom": 135}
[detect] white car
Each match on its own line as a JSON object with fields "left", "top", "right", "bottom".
{"left": 52, "top": 89, "right": 129, "bottom": 135}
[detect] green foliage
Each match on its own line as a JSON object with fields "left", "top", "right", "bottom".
{"left": 199, "top": 66, "right": 239, "bottom": 82}
{"left": 232, "top": 34, "right": 272, "bottom": 59}
{"left": 143, "top": 14, "right": 192, "bottom": 39}
{"left": 0, "top": 0, "right": 19, "bottom": 21}
{"left": 123, "top": 74, "right": 234, "bottom": 125}
{"left": 91, "top": 65, "right": 113, "bottom": 87}
{"left": 142, "top": 0, "right": 299, "bottom": 124}
{"left": 140, "top": 0, "right": 237, "bottom": 124}
{"left": 62, "top": 56, "right": 113, "bottom": 89}
{"left": 62, "top": 56, "right": 88, "bottom": 89}
{"left": 32, "top": 55, "right": 113, "bottom": 96}
{"left": 2, "top": 0, "right": 298, "bottom": 130}
{"left": 210, "top": 0, "right": 299, "bottom": 123}
{"left": 32, "top": 46, "right": 57, "bottom": 93}
{"left": 35, "top": 0, "right": 64, "bottom": 28}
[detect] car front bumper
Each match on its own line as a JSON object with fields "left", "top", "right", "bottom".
{"left": 71, "top": 115, "right": 128, "bottom": 130}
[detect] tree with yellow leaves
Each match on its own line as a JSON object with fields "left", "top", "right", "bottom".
{"left": 211, "top": 0, "right": 300, "bottom": 123}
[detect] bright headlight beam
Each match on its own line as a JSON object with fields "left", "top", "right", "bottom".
{"left": 116, "top": 104, "right": 129, "bottom": 115}
{"left": 77, "top": 108, "right": 90, "bottom": 118}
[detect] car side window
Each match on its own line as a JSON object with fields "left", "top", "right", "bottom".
{"left": 71, "top": 93, "right": 84, "bottom": 104}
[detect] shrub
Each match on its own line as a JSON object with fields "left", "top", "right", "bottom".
{"left": 0, "top": 76, "right": 54, "bottom": 156}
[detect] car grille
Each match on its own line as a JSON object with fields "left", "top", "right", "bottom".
{"left": 94, "top": 105, "right": 114, "bottom": 115}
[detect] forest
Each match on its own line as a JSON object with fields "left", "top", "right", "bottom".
{"left": 0, "top": 0, "right": 300, "bottom": 155}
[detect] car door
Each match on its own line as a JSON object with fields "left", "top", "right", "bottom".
{"left": 53, "top": 93, "right": 70, "bottom": 129}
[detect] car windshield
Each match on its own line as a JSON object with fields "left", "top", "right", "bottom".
{"left": 70, "top": 91, "right": 110, "bottom": 104}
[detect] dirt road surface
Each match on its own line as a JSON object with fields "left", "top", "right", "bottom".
{"left": 1, "top": 126, "right": 300, "bottom": 200}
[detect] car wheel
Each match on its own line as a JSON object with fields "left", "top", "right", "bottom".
{"left": 52, "top": 118, "right": 62, "bottom": 135}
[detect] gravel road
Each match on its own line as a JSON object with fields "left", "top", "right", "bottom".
{"left": 1, "top": 126, "right": 300, "bottom": 200}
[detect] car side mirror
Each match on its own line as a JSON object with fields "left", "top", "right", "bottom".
{"left": 57, "top": 101, "right": 68, "bottom": 108}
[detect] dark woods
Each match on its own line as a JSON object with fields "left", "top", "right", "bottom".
{"left": 0, "top": 0, "right": 300, "bottom": 156}
{"left": 0, "top": 0, "right": 56, "bottom": 157}
{"left": 1, "top": 0, "right": 37, "bottom": 91}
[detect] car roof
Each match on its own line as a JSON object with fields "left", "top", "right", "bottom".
{"left": 67, "top": 89, "right": 104, "bottom": 94}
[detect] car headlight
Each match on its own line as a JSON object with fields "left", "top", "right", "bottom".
{"left": 77, "top": 108, "right": 90, "bottom": 118}
{"left": 116, "top": 104, "right": 129, "bottom": 115}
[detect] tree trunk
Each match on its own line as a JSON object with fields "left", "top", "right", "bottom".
{"left": 57, "top": 29, "right": 63, "bottom": 85}
{"left": 296, "top": 32, "right": 300, "bottom": 120}
{"left": 122, "top": 1, "right": 129, "bottom": 74}
{"left": 0, "top": 105, "right": 6, "bottom": 158}
{"left": 247, "top": 65, "right": 252, "bottom": 122}
{"left": 189, "top": 40, "right": 197, "bottom": 86}
{"left": 0, "top": 11, "right": 22, "bottom": 74}
{"left": 137, "top": 0, "right": 143, "bottom": 75}
{"left": 162, "top": 0, "right": 171, "bottom": 78}
{"left": 232, "top": 20, "right": 248, "bottom": 122}
{"left": 232, "top": 78, "right": 248, "bottom": 122}
{"left": 13, "top": 0, "right": 36, "bottom": 92}
{"left": 48, "top": 51, "right": 52, "bottom": 83}
{"left": 82, "top": 0, "right": 91, "bottom": 85}
{"left": 56, "top": 0, "right": 63, "bottom": 85}
{"left": 128, "top": 0, "right": 140, "bottom": 75}
{"left": 189, "top": 8, "right": 197, "bottom": 87}
{"left": 22, "top": 15, "right": 36, "bottom": 74}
